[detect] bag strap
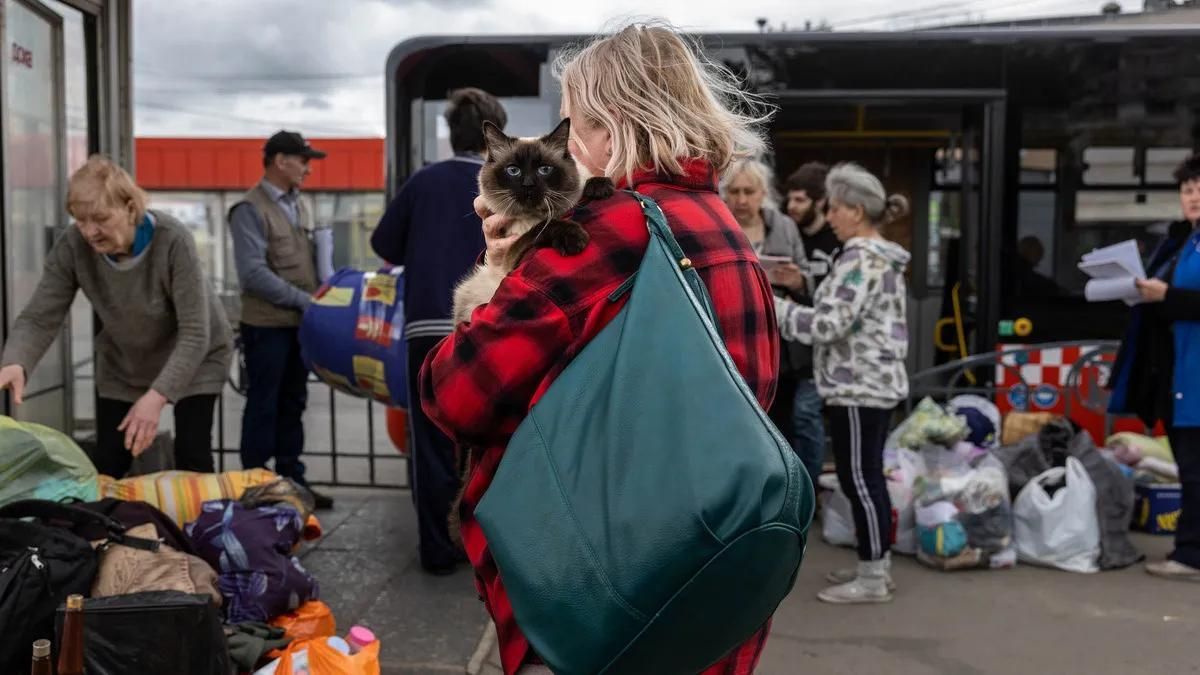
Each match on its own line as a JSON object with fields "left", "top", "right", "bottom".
{"left": 626, "top": 191, "right": 718, "bottom": 323}
{"left": 0, "top": 499, "right": 160, "bottom": 551}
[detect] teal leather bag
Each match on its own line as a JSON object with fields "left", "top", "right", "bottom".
{"left": 474, "top": 193, "right": 815, "bottom": 675}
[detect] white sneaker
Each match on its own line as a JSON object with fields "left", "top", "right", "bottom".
{"left": 1146, "top": 559, "right": 1200, "bottom": 582}
{"left": 825, "top": 552, "right": 895, "bottom": 590}
{"left": 817, "top": 560, "right": 894, "bottom": 604}
{"left": 825, "top": 567, "right": 896, "bottom": 591}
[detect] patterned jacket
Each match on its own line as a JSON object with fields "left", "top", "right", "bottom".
{"left": 419, "top": 159, "right": 779, "bottom": 675}
{"left": 774, "top": 236, "right": 910, "bottom": 409}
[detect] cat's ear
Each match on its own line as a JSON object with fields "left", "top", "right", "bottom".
{"left": 544, "top": 118, "right": 571, "bottom": 156}
{"left": 482, "top": 121, "right": 511, "bottom": 157}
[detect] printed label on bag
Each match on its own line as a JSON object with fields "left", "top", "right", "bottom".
{"left": 314, "top": 287, "right": 354, "bottom": 307}
{"left": 352, "top": 355, "right": 389, "bottom": 400}
{"left": 355, "top": 273, "right": 400, "bottom": 347}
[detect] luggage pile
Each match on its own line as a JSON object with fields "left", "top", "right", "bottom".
{"left": 0, "top": 416, "right": 381, "bottom": 675}
{"left": 819, "top": 398, "right": 1149, "bottom": 574}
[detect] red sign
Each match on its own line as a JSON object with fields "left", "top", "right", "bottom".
{"left": 11, "top": 42, "right": 33, "bottom": 69}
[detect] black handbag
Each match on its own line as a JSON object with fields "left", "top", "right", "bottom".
{"left": 0, "top": 499, "right": 162, "bottom": 672}
{"left": 56, "top": 591, "right": 233, "bottom": 675}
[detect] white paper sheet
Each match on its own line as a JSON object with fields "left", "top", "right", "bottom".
{"left": 1077, "top": 239, "right": 1146, "bottom": 306}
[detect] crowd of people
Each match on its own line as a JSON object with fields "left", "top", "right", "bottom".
{"left": 0, "top": 16, "right": 1198, "bottom": 675}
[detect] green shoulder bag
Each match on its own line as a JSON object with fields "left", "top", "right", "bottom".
{"left": 475, "top": 192, "right": 814, "bottom": 674}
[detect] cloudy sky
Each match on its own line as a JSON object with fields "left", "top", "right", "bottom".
{"left": 133, "top": 0, "right": 1133, "bottom": 138}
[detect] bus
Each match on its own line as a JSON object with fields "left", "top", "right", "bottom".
{"left": 384, "top": 26, "right": 1200, "bottom": 378}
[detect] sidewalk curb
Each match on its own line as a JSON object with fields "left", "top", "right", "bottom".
{"left": 466, "top": 621, "right": 498, "bottom": 675}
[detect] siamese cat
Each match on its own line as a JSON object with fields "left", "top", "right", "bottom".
{"left": 450, "top": 117, "right": 613, "bottom": 324}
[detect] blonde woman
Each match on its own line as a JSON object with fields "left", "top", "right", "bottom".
{"left": 0, "top": 156, "right": 232, "bottom": 478}
{"left": 420, "top": 22, "right": 779, "bottom": 675}
{"left": 774, "top": 163, "right": 910, "bottom": 604}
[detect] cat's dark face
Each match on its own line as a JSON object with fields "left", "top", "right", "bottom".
{"left": 479, "top": 118, "right": 582, "bottom": 220}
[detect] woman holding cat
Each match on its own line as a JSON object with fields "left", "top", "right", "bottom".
{"left": 420, "top": 22, "right": 780, "bottom": 675}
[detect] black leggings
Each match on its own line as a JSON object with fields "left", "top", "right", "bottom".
{"left": 1168, "top": 426, "right": 1200, "bottom": 569}
{"left": 827, "top": 405, "right": 893, "bottom": 562}
{"left": 94, "top": 395, "right": 217, "bottom": 478}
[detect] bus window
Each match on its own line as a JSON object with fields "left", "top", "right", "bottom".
{"left": 415, "top": 97, "right": 559, "bottom": 166}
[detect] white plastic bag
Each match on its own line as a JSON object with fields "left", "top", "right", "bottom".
{"left": 1012, "top": 457, "right": 1101, "bottom": 573}
{"left": 886, "top": 447, "right": 924, "bottom": 555}
{"left": 820, "top": 467, "right": 917, "bottom": 553}
{"left": 821, "top": 481, "right": 858, "bottom": 548}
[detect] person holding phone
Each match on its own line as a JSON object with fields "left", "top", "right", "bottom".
{"left": 719, "top": 158, "right": 809, "bottom": 451}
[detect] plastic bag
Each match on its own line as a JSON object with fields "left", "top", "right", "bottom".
{"left": 300, "top": 267, "right": 407, "bottom": 407}
{"left": 821, "top": 486, "right": 857, "bottom": 548}
{"left": 1012, "top": 456, "right": 1101, "bottom": 573}
{"left": 0, "top": 415, "right": 97, "bottom": 507}
{"left": 912, "top": 447, "right": 1015, "bottom": 571}
{"left": 272, "top": 600, "right": 336, "bottom": 642}
{"left": 272, "top": 638, "right": 380, "bottom": 675}
{"left": 819, "top": 470, "right": 915, "bottom": 553}
{"left": 1106, "top": 432, "right": 1173, "bottom": 464}
{"left": 886, "top": 398, "right": 969, "bottom": 451}
{"left": 885, "top": 447, "right": 924, "bottom": 555}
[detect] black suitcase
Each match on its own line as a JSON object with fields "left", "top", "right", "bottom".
{"left": 56, "top": 591, "right": 234, "bottom": 675}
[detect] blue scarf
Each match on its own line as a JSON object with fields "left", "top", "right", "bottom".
{"left": 108, "top": 214, "right": 154, "bottom": 262}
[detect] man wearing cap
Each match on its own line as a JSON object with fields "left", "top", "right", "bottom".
{"left": 228, "top": 130, "right": 333, "bottom": 508}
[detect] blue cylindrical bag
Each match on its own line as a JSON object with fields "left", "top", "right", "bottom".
{"left": 299, "top": 267, "right": 408, "bottom": 408}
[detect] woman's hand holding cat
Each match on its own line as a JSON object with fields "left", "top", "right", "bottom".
{"left": 475, "top": 195, "right": 518, "bottom": 264}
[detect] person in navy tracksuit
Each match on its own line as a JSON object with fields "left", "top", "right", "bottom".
{"left": 371, "top": 88, "right": 508, "bottom": 575}
{"left": 1110, "top": 153, "right": 1200, "bottom": 581}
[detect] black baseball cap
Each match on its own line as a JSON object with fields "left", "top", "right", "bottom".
{"left": 263, "top": 130, "right": 326, "bottom": 160}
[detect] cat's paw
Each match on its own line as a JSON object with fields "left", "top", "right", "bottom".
{"left": 582, "top": 177, "right": 616, "bottom": 201}
{"left": 549, "top": 223, "right": 590, "bottom": 256}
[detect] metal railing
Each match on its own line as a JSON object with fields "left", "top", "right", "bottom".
{"left": 905, "top": 340, "right": 1145, "bottom": 438}
{"left": 215, "top": 332, "right": 408, "bottom": 488}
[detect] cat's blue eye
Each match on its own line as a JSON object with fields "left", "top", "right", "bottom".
{"left": 537, "top": 166, "right": 554, "bottom": 176}
{"left": 505, "top": 166, "right": 521, "bottom": 177}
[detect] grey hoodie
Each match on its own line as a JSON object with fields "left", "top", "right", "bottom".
{"left": 774, "top": 236, "right": 911, "bottom": 409}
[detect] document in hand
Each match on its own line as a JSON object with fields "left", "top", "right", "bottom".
{"left": 1078, "top": 239, "right": 1146, "bottom": 305}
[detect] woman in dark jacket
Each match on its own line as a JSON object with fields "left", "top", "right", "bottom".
{"left": 1110, "top": 153, "right": 1200, "bottom": 581}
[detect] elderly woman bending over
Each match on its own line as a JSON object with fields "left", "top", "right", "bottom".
{"left": 774, "top": 162, "right": 911, "bottom": 605}
{"left": 0, "top": 156, "right": 232, "bottom": 478}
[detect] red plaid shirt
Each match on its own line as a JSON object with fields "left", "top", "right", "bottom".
{"left": 420, "top": 159, "right": 780, "bottom": 675}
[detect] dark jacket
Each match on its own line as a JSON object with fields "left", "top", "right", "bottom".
{"left": 1109, "top": 220, "right": 1200, "bottom": 427}
{"left": 370, "top": 156, "right": 487, "bottom": 340}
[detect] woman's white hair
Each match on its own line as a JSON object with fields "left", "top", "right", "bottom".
{"left": 553, "top": 19, "right": 774, "bottom": 183}
{"left": 826, "top": 162, "right": 910, "bottom": 225}
{"left": 719, "top": 158, "right": 780, "bottom": 210}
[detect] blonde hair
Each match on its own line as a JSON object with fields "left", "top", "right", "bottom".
{"left": 66, "top": 155, "right": 147, "bottom": 220}
{"left": 826, "top": 163, "right": 910, "bottom": 226}
{"left": 719, "top": 158, "right": 780, "bottom": 210}
{"left": 554, "top": 20, "right": 773, "bottom": 183}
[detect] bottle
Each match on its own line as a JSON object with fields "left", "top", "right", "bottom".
{"left": 346, "top": 625, "right": 377, "bottom": 654}
{"left": 57, "top": 594, "right": 85, "bottom": 675}
{"left": 30, "top": 639, "right": 52, "bottom": 675}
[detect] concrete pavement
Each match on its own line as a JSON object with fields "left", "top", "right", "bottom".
{"left": 309, "top": 489, "right": 1195, "bottom": 675}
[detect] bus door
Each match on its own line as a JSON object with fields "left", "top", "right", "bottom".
{"left": 769, "top": 91, "right": 1006, "bottom": 374}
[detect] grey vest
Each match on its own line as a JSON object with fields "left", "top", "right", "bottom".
{"left": 233, "top": 183, "right": 318, "bottom": 327}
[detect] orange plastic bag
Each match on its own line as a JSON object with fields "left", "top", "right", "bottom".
{"left": 271, "top": 600, "right": 336, "bottom": 642}
{"left": 274, "top": 638, "right": 380, "bottom": 675}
